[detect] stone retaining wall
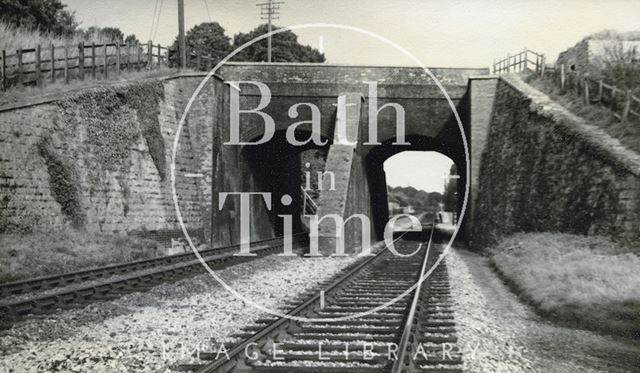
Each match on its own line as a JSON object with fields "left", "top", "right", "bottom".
{"left": 471, "top": 74, "right": 640, "bottom": 249}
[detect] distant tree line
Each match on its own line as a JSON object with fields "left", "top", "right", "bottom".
{"left": 0, "top": 0, "right": 325, "bottom": 65}
{"left": 387, "top": 186, "right": 443, "bottom": 213}
{"left": 170, "top": 22, "right": 325, "bottom": 67}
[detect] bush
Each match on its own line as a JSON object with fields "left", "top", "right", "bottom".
{"left": 598, "top": 41, "right": 640, "bottom": 94}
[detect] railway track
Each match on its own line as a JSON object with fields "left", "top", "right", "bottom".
{"left": 0, "top": 234, "right": 306, "bottom": 328}
{"left": 181, "top": 233, "right": 462, "bottom": 373}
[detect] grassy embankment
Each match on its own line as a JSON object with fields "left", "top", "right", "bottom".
{"left": 0, "top": 228, "right": 162, "bottom": 283}
{"left": 526, "top": 74, "right": 640, "bottom": 154}
{"left": 0, "top": 22, "right": 176, "bottom": 107}
{"left": 488, "top": 233, "right": 640, "bottom": 338}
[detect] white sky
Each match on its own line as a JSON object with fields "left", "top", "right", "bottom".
{"left": 384, "top": 152, "right": 453, "bottom": 193}
{"left": 63, "top": 0, "right": 640, "bottom": 67}
{"left": 61, "top": 0, "right": 638, "bottom": 192}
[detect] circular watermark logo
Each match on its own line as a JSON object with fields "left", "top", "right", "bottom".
{"left": 170, "top": 23, "right": 470, "bottom": 322}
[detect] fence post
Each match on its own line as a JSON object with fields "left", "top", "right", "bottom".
{"left": 64, "top": 46, "right": 69, "bottom": 84}
{"left": 115, "top": 43, "right": 121, "bottom": 78}
{"left": 124, "top": 43, "right": 130, "bottom": 72}
{"left": 524, "top": 49, "right": 528, "bottom": 71}
{"left": 17, "top": 49, "right": 24, "bottom": 86}
{"left": 157, "top": 44, "right": 162, "bottom": 67}
{"left": 584, "top": 78, "right": 590, "bottom": 104}
{"left": 560, "top": 64, "right": 566, "bottom": 90}
{"left": 103, "top": 43, "right": 108, "bottom": 79}
{"left": 136, "top": 42, "right": 141, "bottom": 71}
{"left": 35, "top": 44, "right": 42, "bottom": 87}
{"left": 506, "top": 53, "right": 511, "bottom": 72}
{"left": 621, "top": 89, "right": 632, "bottom": 123}
{"left": 78, "top": 42, "right": 85, "bottom": 81}
{"left": 597, "top": 80, "right": 603, "bottom": 103}
{"left": 540, "top": 55, "right": 546, "bottom": 78}
{"left": 91, "top": 42, "right": 96, "bottom": 78}
{"left": 1, "top": 50, "right": 6, "bottom": 90}
{"left": 50, "top": 43, "right": 56, "bottom": 83}
{"left": 147, "top": 41, "right": 152, "bottom": 69}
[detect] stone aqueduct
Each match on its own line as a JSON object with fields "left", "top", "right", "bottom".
{"left": 0, "top": 63, "right": 639, "bottom": 250}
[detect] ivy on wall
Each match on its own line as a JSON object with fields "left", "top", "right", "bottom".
{"left": 122, "top": 83, "right": 167, "bottom": 180}
{"left": 44, "top": 81, "right": 168, "bottom": 227}
{"left": 57, "top": 81, "right": 167, "bottom": 180}
{"left": 37, "top": 137, "right": 85, "bottom": 227}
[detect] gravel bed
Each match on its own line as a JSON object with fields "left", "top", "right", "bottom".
{"left": 0, "top": 254, "right": 360, "bottom": 372}
{"left": 447, "top": 246, "right": 640, "bottom": 373}
{"left": 255, "top": 360, "right": 385, "bottom": 368}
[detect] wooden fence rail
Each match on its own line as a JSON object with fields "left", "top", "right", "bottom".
{"left": 0, "top": 40, "right": 170, "bottom": 90}
{"left": 493, "top": 48, "right": 639, "bottom": 124}
{"left": 493, "top": 48, "right": 546, "bottom": 77}
{"left": 553, "top": 64, "right": 640, "bottom": 123}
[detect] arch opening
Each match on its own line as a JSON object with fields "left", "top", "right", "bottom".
{"left": 365, "top": 135, "right": 466, "bottom": 239}
{"left": 242, "top": 129, "right": 331, "bottom": 236}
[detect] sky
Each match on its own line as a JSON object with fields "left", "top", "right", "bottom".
{"left": 63, "top": 0, "right": 640, "bottom": 67}
{"left": 61, "top": 0, "right": 639, "bottom": 192}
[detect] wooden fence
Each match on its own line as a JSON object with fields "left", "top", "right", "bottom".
{"left": 552, "top": 65, "right": 640, "bottom": 123}
{"left": 187, "top": 51, "right": 218, "bottom": 72}
{"left": 493, "top": 48, "right": 546, "bottom": 77}
{"left": 0, "top": 41, "right": 169, "bottom": 90}
{"left": 493, "top": 48, "right": 639, "bottom": 123}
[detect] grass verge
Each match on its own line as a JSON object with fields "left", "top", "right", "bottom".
{"left": 526, "top": 74, "right": 640, "bottom": 154}
{"left": 488, "top": 232, "right": 640, "bottom": 338}
{"left": 0, "top": 228, "right": 162, "bottom": 283}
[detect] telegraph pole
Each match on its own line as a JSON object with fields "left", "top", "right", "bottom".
{"left": 257, "top": 0, "right": 284, "bottom": 63}
{"left": 178, "top": 0, "right": 186, "bottom": 69}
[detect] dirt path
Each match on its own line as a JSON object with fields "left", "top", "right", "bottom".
{"left": 447, "top": 246, "right": 640, "bottom": 373}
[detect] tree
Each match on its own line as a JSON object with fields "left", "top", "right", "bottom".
{"left": 0, "top": 0, "right": 78, "bottom": 36}
{"left": 601, "top": 41, "right": 640, "bottom": 94}
{"left": 78, "top": 26, "right": 125, "bottom": 43}
{"left": 443, "top": 164, "right": 459, "bottom": 212}
{"left": 125, "top": 34, "right": 140, "bottom": 45}
{"left": 231, "top": 24, "right": 325, "bottom": 63}
{"left": 170, "top": 22, "right": 231, "bottom": 69}
{"left": 100, "top": 27, "right": 124, "bottom": 42}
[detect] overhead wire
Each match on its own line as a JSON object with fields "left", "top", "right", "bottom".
{"left": 148, "top": 0, "right": 160, "bottom": 41}
{"left": 203, "top": 0, "right": 213, "bottom": 22}
{"left": 152, "top": 0, "right": 165, "bottom": 42}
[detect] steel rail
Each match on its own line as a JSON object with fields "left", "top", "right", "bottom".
{"left": 391, "top": 223, "right": 435, "bottom": 373}
{"left": 0, "top": 234, "right": 307, "bottom": 326}
{"left": 0, "top": 234, "right": 305, "bottom": 298}
{"left": 195, "top": 233, "right": 410, "bottom": 373}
